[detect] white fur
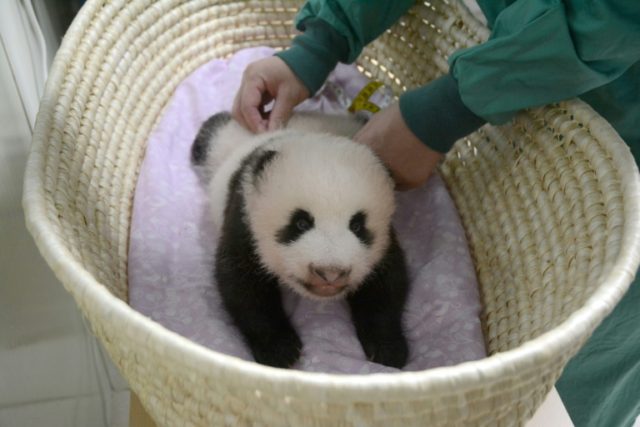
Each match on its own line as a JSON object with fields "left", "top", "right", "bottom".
{"left": 206, "top": 121, "right": 267, "bottom": 228}
{"left": 205, "top": 113, "right": 395, "bottom": 300}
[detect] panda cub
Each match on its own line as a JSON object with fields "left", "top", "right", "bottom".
{"left": 192, "top": 111, "right": 409, "bottom": 369}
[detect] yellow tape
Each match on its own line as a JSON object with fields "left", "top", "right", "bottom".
{"left": 348, "top": 81, "right": 384, "bottom": 114}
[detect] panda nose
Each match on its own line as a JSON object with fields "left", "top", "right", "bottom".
{"left": 310, "top": 265, "right": 351, "bottom": 284}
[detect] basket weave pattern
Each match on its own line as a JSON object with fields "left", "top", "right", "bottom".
{"left": 23, "top": 1, "right": 640, "bottom": 425}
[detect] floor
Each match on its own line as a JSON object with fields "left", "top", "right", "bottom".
{"left": 0, "top": 38, "right": 129, "bottom": 427}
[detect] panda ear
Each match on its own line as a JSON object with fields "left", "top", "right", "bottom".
{"left": 191, "top": 111, "right": 232, "bottom": 165}
{"left": 251, "top": 149, "right": 279, "bottom": 187}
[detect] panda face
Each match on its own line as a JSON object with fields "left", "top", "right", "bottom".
{"left": 242, "top": 132, "right": 395, "bottom": 300}
{"left": 272, "top": 207, "right": 378, "bottom": 298}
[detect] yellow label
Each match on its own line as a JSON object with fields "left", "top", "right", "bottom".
{"left": 348, "top": 81, "right": 384, "bottom": 114}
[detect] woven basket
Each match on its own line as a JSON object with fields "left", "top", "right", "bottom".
{"left": 23, "top": 0, "right": 640, "bottom": 425}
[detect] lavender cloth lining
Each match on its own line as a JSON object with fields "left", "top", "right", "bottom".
{"left": 128, "top": 47, "right": 486, "bottom": 374}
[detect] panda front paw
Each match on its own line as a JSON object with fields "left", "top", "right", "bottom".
{"left": 359, "top": 331, "right": 408, "bottom": 369}
{"left": 249, "top": 329, "right": 303, "bottom": 369}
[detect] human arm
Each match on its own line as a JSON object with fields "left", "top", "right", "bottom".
{"left": 448, "top": 0, "right": 640, "bottom": 126}
{"left": 357, "top": 0, "right": 640, "bottom": 188}
{"left": 233, "top": 0, "right": 414, "bottom": 132}
{"left": 353, "top": 103, "right": 444, "bottom": 191}
{"left": 276, "top": 0, "right": 415, "bottom": 95}
{"left": 270, "top": 0, "right": 478, "bottom": 189}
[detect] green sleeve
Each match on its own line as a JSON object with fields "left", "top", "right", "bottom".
{"left": 275, "top": 0, "right": 483, "bottom": 153}
{"left": 449, "top": 0, "right": 640, "bottom": 124}
{"left": 556, "top": 278, "right": 640, "bottom": 427}
{"left": 398, "top": 74, "right": 486, "bottom": 153}
{"left": 276, "top": 18, "right": 351, "bottom": 95}
{"left": 276, "top": 0, "right": 414, "bottom": 95}
{"left": 294, "top": 0, "right": 415, "bottom": 63}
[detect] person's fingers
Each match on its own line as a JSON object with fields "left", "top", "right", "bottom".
{"left": 245, "top": 84, "right": 269, "bottom": 132}
{"left": 268, "top": 90, "right": 296, "bottom": 131}
{"left": 232, "top": 56, "right": 309, "bottom": 133}
{"left": 231, "top": 86, "right": 247, "bottom": 127}
{"left": 235, "top": 77, "right": 268, "bottom": 133}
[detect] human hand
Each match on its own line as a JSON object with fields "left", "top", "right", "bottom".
{"left": 353, "top": 103, "right": 443, "bottom": 191}
{"left": 232, "top": 56, "right": 310, "bottom": 133}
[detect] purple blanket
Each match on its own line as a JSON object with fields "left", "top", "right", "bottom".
{"left": 129, "top": 47, "right": 486, "bottom": 374}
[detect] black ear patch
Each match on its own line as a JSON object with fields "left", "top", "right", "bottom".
{"left": 252, "top": 149, "right": 279, "bottom": 185}
{"left": 276, "top": 209, "right": 315, "bottom": 244}
{"left": 191, "top": 111, "right": 232, "bottom": 165}
{"left": 349, "top": 211, "right": 374, "bottom": 246}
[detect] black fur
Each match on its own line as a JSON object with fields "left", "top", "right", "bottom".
{"left": 349, "top": 211, "right": 374, "bottom": 246}
{"left": 215, "top": 155, "right": 302, "bottom": 368}
{"left": 347, "top": 230, "right": 409, "bottom": 368}
{"left": 213, "top": 140, "right": 409, "bottom": 370}
{"left": 191, "top": 111, "right": 232, "bottom": 165}
{"left": 251, "top": 149, "right": 279, "bottom": 187}
{"left": 276, "top": 209, "right": 315, "bottom": 244}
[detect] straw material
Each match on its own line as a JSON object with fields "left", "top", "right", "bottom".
{"left": 23, "top": 0, "right": 640, "bottom": 425}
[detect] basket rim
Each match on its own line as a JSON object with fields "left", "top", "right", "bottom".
{"left": 22, "top": 0, "right": 640, "bottom": 400}
{"left": 22, "top": 173, "right": 640, "bottom": 396}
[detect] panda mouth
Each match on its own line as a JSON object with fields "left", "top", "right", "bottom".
{"left": 298, "top": 280, "right": 348, "bottom": 298}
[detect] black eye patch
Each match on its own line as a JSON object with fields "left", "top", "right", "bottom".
{"left": 276, "top": 209, "right": 315, "bottom": 244}
{"left": 349, "top": 211, "right": 373, "bottom": 246}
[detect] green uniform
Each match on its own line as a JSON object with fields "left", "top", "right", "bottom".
{"left": 276, "top": 1, "right": 640, "bottom": 426}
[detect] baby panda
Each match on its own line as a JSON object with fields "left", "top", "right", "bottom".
{"left": 192, "top": 111, "right": 409, "bottom": 369}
